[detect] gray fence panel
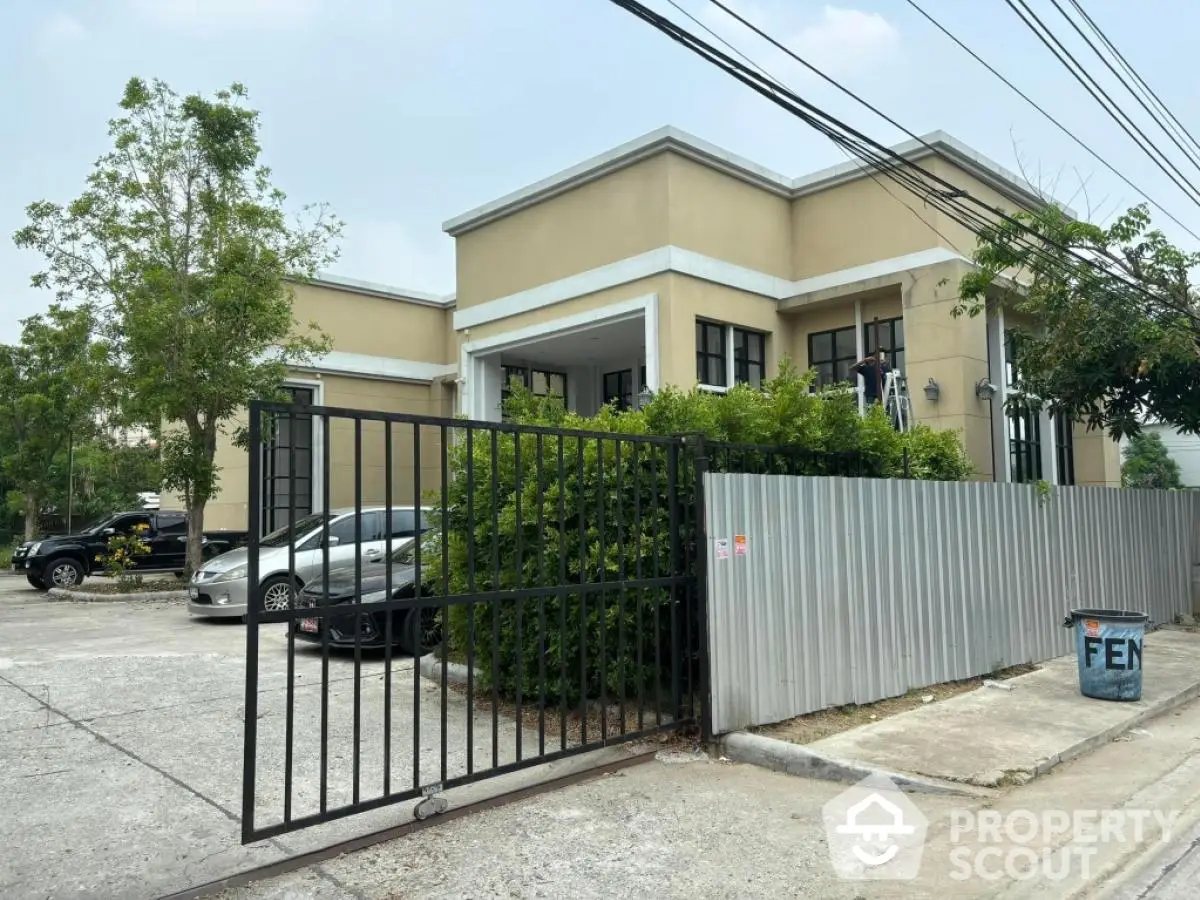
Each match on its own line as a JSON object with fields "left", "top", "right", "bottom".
{"left": 705, "top": 475, "right": 1199, "bottom": 734}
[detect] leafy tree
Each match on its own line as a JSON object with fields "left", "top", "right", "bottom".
{"left": 1122, "top": 431, "right": 1184, "bottom": 490}
{"left": 955, "top": 203, "right": 1200, "bottom": 440}
{"left": 15, "top": 78, "right": 340, "bottom": 572}
{"left": 0, "top": 306, "right": 111, "bottom": 539}
{"left": 51, "top": 439, "right": 162, "bottom": 529}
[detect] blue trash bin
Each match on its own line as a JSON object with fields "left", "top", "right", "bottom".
{"left": 1062, "top": 608, "right": 1149, "bottom": 701}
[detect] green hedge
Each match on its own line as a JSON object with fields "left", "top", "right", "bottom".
{"left": 426, "top": 362, "right": 973, "bottom": 710}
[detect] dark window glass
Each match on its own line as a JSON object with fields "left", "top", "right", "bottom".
{"left": 1009, "top": 407, "right": 1043, "bottom": 483}
{"left": 603, "top": 369, "right": 634, "bottom": 411}
{"left": 261, "top": 385, "right": 314, "bottom": 535}
{"left": 500, "top": 365, "right": 567, "bottom": 420}
{"left": 155, "top": 515, "right": 186, "bottom": 535}
{"left": 733, "top": 328, "right": 766, "bottom": 388}
{"left": 808, "top": 326, "right": 857, "bottom": 387}
{"left": 328, "top": 511, "right": 383, "bottom": 545}
{"left": 696, "top": 321, "right": 728, "bottom": 387}
{"left": 112, "top": 514, "right": 152, "bottom": 534}
{"left": 1055, "top": 414, "right": 1076, "bottom": 486}
{"left": 863, "top": 317, "right": 905, "bottom": 375}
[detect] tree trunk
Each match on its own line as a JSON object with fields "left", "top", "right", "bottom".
{"left": 185, "top": 500, "right": 207, "bottom": 577}
{"left": 23, "top": 494, "right": 38, "bottom": 541}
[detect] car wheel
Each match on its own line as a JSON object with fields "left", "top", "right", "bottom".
{"left": 46, "top": 558, "right": 85, "bottom": 589}
{"left": 259, "top": 575, "right": 297, "bottom": 612}
{"left": 401, "top": 604, "right": 442, "bottom": 655}
{"left": 26, "top": 573, "right": 46, "bottom": 591}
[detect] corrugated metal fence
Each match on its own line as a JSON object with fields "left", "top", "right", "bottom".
{"left": 705, "top": 475, "right": 1199, "bottom": 734}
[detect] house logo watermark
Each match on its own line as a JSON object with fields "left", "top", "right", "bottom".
{"left": 821, "top": 774, "right": 928, "bottom": 880}
{"left": 820, "top": 774, "right": 1179, "bottom": 882}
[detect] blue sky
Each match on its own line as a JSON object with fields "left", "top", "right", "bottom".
{"left": 3, "top": 0, "right": 1199, "bottom": 342}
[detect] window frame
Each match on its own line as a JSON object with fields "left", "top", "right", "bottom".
{"left": 862, "top": 316, "right": 905, "bottom": 375}
{"left": 1054, "top": 413, "right": 1076, "bottom": 486}
{"left": 733, "top": 327, "right": 766, "bottom": 388}
{"left": 807, "top": 325, "right": 858, "bottom": 389}
{"left": 603, "top": 369, "right": 635, "bottom": 411}
{"left": 695, "top": 320, "right": 728, "bottom": 388}
{"left": 500, "top": 364, "right": 568, "bottom": 420}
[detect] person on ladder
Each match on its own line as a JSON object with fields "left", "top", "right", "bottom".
{"left": 852, "top": 350, "right": 892, "bottom": 408}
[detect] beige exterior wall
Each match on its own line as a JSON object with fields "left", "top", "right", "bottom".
{"left": 454, "top": 156, "right": 671, "bottom": 307}
{"left": 665, "top": 156, "right": 792, "bottom": 278}
{"left": 291, "top": 283, "right": 454, "bottom": 363}
{"left": 661, "top": 274, "right": 786, "bottom": 388}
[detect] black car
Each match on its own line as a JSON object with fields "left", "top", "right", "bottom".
{"left": 292, "top": 541, "right": 440, "bottom": 654}
{"left": 13, "top": 510, "right": 248, "bottom": 590}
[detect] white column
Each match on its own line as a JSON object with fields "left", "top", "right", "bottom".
{"left": 854, "top": 298, "right": 865, "bottom": 414}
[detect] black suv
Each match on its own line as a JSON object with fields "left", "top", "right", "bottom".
{"left": 12, "top": 511, "right": 248, "bottom": 590}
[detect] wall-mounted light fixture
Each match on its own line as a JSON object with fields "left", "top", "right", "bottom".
{"left": 636, "top": 386, "right": 654, "bottom": 410}
{"left": 923, "top": 378, "right": 940, "bottom": 402}
{"left": 975, "top": 378, "right": 999, "bottom": 401}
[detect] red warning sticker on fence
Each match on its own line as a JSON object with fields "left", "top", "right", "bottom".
{"left": 1084, "top": 619, "right": 1100, "bottom": 638}
{"left": 734, "top": 534, "right": 747, "bottom": 556}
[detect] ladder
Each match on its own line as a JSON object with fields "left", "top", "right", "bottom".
{"left": 883, "top": 370, "right": 911, "bottom": 432}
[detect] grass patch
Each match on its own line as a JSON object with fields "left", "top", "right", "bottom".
{"left": 752, "top": 663, "right": 1039, "bottom": 745}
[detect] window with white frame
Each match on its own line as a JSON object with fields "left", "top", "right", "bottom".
{"left": 695, "top": 321, "right": 727, "bottom": 387}
{"left": 734, "top": 328, "right": 766, "bottom": 388}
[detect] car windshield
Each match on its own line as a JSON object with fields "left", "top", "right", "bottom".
{"left": 259, "top": 513, "right": 332, "bottom": 548}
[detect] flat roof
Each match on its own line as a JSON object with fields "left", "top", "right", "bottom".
{"left": 301, "top": 273, "right": 456, "bottom": 308}
{"left": 443, "top": 126, "right": 1062, "bottom": 236}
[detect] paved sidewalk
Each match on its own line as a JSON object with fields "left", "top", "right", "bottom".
{"left": 806, "top": 630, "right": 1200, "bottom": 787}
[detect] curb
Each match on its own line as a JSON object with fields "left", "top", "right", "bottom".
{"left": 719, "top": 731, "right": 991, "bottom": 796}
{"left": 47, "top": 587, "right": 188, "bottom": 603}
{"left": 1025, "top": 678, "right": 1200, "bottom": 781}
{"left": 418, "top": 654, "right": 478, "bottom": 685}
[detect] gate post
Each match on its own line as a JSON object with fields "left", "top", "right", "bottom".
{"left": 242, "top": 400, "right": 263, "bottom": 843}
{"left": 691, "top": 435, "right": 713, "bottom": 744}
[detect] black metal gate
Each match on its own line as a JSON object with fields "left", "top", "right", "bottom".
{"left": 240, "top": 401, "right": 708, "bottom": 843}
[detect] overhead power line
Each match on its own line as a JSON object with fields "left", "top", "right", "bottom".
{"left": 901, "top": 0, "right": 1200, "bottom": 243}
{"left": 693, "top": 0, "right": 1198, "bottom": 322}
{"left": 663, "top": 0, "right": 970, "bottom": 254}
{"left": 1046, "top": 0, "right": 1200, "bottom": 175}
{"left": 1002, "top": 0, "right": 1200, "bottom": 210}
{"left": 1064, "top": 0, "right": 1200, "bottom": 161}
{"left": 599, "top": 0, "right": 1200, "bottom": 326}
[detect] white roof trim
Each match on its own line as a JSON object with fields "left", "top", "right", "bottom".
{"left": 291, "top": 350, "right": 457, "bottom": 384}
{"left": 302, "top": 273, "right": 456, "bottom": 308}
{"left": 454, "top": 244, "right": 969, "bottom": 331}
{"left": 443, "top": 127, "right": 1066, "bottom": 237}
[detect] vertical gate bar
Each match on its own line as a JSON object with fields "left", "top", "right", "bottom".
{"left": 412, "top": 424, "right": 422, "bottom": 790}
{"left": 615, "top": 438, "right": 626, "bottom": 735}
{"left": 284, "top": 409, "right": 297, "bottom": 825}
{"left": 514, "top": 432, "right": 523, "bottom": 763}
{"left": 597, "top": 437, "right": 607, "bottom": 743}
{"left": 383, "top": 420, "right": 393, "bottom": 797}
{"left": 577, "top": 436, "right": 587, "bottom": 746}
{"left": 241, "top": 402, "right": 263, "bottom": 844}
{"left": 693, "top": 436, "right": 712, "bottom": 740}
{"left": 557, "top": 435, "right": 568, "bottom": 752}
{"left": 465, "top": 427, "right": 476, "bottom": 776}
{"left": 651, "top": 445, "right": 662, "bottom": 727}
{"left": 682, "top": 442, "right": 694, "bottom": 722}
{"left": 440, "top": 424, "right": 450, "bottom": 784}
{"left": 319, "top": 413, "right": 331, "bottom": 814}
{"left": 536, "top": 432, "right": 547, "bottom": 757}
{"left": 352, "top": 418, "right": 363, "bottom": 805}
{"left": 633, "top": 441, "right": 644, "bottom": 731}
{"left": 490, "top": 428, "right": 500, "bottom": 770}
{"left": 668, "top": 442, "right": 682, "bottom": 724}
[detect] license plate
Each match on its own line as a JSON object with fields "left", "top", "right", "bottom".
{"left": 188, "top": 586, "right": 199, "bottom": 599}
{"left": 300, "top": 618, "right": 318, "bottom": 633}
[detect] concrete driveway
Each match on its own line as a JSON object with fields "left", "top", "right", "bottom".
{"left": 0, "top": 576, "right": 549, "bottom": 899}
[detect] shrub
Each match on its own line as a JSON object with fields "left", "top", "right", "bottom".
{"left": 427, "top": 361, "right": 972, "bottom": 710}
{"left": 95, "top": 523, "right": 151, "bottom": 592}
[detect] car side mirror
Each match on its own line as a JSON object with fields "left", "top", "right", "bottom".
{"left": 325, "top": 535, "right": 341, "bottom": 547}
{"left": 101, "top": 528, "right": 116, "bottom": 537}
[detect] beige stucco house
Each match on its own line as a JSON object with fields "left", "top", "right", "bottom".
{"left": 193, "top": 126, "right": 1121, "bottom": 531}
